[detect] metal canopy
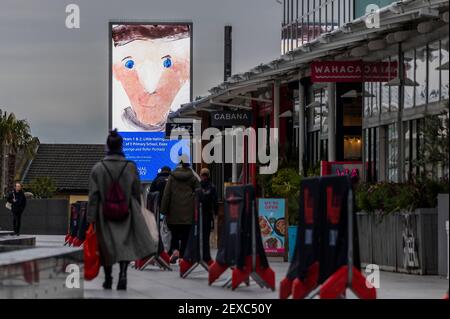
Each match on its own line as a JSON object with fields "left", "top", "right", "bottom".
{"left": 170, "top": 0, "right": 448, "bottom": 120}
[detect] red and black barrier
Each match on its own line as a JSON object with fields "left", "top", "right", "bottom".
{"left": 179, "top": 189, "right": 213, "bottom": 277}
{"left": 280, "top": 175, "right": 376, "bottom": 299}
{"left": 65, "top": 201, "right": 88, "bottom": 247}
{"left": 280, "top": 178, "right": 321, "bottom": 299}
{"left": 209, "top": 185, "right": 275, "bottom": 290}
{"left": 134, "top": 191, "right": 171, "bottom": 271}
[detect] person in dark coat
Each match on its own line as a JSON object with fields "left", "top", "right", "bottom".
{"left": 7, "top": 182, "right": 27, "bottom": 236}
{"left": 199, "top": 168, "right": 218, "bottom": 262}
{"left": 149, "top": 166, "right": 171, "bottom": 206}
{"left": 160, "top": 155, "right": 200, "bottom": 263}
{"left": 87, "top": 129, "right": 157, "bottom": 291}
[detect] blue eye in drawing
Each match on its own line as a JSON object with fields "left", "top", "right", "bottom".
{"left": 124, "top": 59, "right": 134, "bottom": 69}
{"left": 163, "top": 57, "right": 172, "bottom": 68}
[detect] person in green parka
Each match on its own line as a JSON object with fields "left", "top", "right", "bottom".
{"left": 160, "top": 155, "right": 200, "bottom": 263}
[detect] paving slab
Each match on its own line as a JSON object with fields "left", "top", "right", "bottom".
{"left": 27, "top": 235, "right": 449, "bottom": 299}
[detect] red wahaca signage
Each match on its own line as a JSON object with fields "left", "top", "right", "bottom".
{"left": 311, "top": 61, "right": 398, "bottom": 83}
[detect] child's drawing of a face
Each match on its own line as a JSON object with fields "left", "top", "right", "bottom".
{"left": 113, "top": 35, "right": 189, "bottom": 128}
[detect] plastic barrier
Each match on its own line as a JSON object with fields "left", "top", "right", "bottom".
{"left": 64, "top": 202, "right": 88, "bottom": 247}
{"left": 179, "top": 189, "right": 214, "bottom": 278}
{"left": 209, "top": 185, "right": 275, "bottom": 290}
{"left": 134, "top": 191, "right": 171, "bottom": 271}
{"left": 280, "top": 178, "right": 321, "bottom": 299}
{"left": 280, "top": 176, "right": 376, "bottom": 299}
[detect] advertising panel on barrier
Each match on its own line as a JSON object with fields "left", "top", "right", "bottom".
{"left": 109, "top": 22, "right": 192, "bottom": 181}
{"left": 258, "top": 198, "right": 287, "bottom": 258}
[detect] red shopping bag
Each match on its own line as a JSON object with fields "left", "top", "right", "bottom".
{"left": 84, "top": 224, "right": 100, "bottom": 280}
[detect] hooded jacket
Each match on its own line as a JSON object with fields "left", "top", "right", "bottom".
{"left": 160, "top": 166, "right": 200, "bottom": 225}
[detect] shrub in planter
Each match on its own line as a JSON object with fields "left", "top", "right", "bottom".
{"left": 259, "top": 167, "right": 302, "bottom": 226}
{"left": 356, "top": 179, "right": 448, "bottom": 215}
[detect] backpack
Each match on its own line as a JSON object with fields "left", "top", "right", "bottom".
{"left": 101, "top": 160, "right": 130, "bottom": 222}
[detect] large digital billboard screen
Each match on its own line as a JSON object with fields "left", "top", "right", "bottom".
{"left": 109, "top": 22, "right": 192, "bottom": 181}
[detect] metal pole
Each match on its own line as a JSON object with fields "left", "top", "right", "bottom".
{"left": 274, "top": 80, "right": 280, "bottom": 133}
{"left": 232, "top": 128, "right": 237, "bottom": 183}
{"left": 328, "top": 82, "right": 336, "bottom": 161}
{"left": 251, "top": 199, "right": 256, "bottom": 272}
{"left": 299, "top": 72, "right": 305, "bottom": 175}
{"left": 199, "top": 201, "right": 204, "bottom": 262}
{"left": 347, "top": 187, "right": 354, "bottom": 293}
{"left": 446, "top": 220, "right": 449, "bottom": 280}
{"left": 397, "top": 43, "right": 405, "bottom": 183}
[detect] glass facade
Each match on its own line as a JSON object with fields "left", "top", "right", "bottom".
{"left": 363, "top": 127, "right": 378, "bottom": 182}
{"left": 308, "top": 87, "right": 329, "bottom": 167}
{"left": 362, "top": 38, "right": 449, "bottom": 182}
{"left": 386, "top": 123, "right": 398, "bottom": 182}
{"left": 404, "top": 49, "right": 415, "bottom": 109}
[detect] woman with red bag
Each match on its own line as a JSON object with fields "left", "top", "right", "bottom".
{"left": 87, "top": 130, "right": 157, "bottom": 290}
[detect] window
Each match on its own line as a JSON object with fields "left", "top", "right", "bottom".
{"left": 364, "top": 82, "right": 372, "bottom": 117}
{"left": 441, "top": 38, "right": 449, "bottom": 100}
{"left": 314, "top": 89, "right": 322, "bottom": 127}
{"left": 416, "top": 46, "right": 427, "bottom": 106}
{"left": 429, "top": 41, "right": 440, "bottom": 103}
{"left": 404, "top": 49, "right": 415, "bottom": 109}
{"left": 321, "top": 89, "right": 328, "bottom": 134}
{"left": 363, "top": 127, "right": 378, "bottom": 182}
{"left": 387, "top": 123, "right": 398, "bottom": 182}
{"left": 389, "top": 56, "right": 399, "bottom": 112}
{"left": 374, "top": 127, "right": 379, "bottom": 182}
{"left": 404, "top": 121, "right": 411, "bottom": 180}
{"left": 372, "top": 82, "right": 380, "bottom": 116}
{"left": 381, "top": 59, "right": 390, "bottom": 113}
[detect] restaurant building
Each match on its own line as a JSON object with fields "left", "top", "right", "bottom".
{"left": 170, "top": 0, "right": 449, "bottom": 199}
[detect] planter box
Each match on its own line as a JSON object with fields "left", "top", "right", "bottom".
{"left": 437, "top": 194, "right": 449, "bottom": 277}
{"left": 357, "top": 208, "right": 438, "bottom": 275}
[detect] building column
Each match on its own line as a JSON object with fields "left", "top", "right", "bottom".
{"left": 298, "top": 74, "right": 305, "bottom": 175}
{"left": 274, "top": 80, "right": 280, "bottom": 133}
{"left": 231, "top": 127, "right": 238, "bottom": 183}
{"left": 327, "top": 82, "right": 336, "bottom": 161}
{"left": 397, "top": 43, "right": 405, "bottom": 183}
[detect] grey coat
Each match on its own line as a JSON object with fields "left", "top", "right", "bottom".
{"left": 87, "top": 154, "right": 157, "bottom": 266}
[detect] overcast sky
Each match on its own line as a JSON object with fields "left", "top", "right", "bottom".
{"left": 0, "top": 0, "right": 281, "bottom": 143}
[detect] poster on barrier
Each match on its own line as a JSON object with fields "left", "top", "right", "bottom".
{"left": 258, "top": 198, "right": 287, "bottom": 258}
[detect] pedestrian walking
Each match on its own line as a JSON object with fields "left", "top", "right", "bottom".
{"left": 6, "top": 182, "right": 27, "bottom": 236}
{"left": 87, "top": 129, "right": 157, "bottom": 290}
{"left": 199, "top": 168, "right": 218, "bottom": 263}
{"left": 161, "top": 155, "right": 200, "bottom": 263}
{"left": 149, "top": 166, "right": 171, "bottom": 206}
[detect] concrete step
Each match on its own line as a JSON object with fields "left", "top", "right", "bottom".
{"left": 0, "top": 230, "right": 15, "bottom": 237}
{"left": 0, "top": 235, "right": 36, "bottom": 246}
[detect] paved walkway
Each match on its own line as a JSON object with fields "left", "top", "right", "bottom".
{"left": 33, "top": 235, "right": 448, "bottom": 299}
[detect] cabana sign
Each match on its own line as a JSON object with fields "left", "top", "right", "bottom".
{"left": 311, "top": 61, "right": 398, "bottom": 82}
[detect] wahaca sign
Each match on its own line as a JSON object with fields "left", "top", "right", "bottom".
{"left": 311, "top": 61, "right": 398, "bottom": 83}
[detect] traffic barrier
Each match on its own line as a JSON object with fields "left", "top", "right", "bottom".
{"left": 209, "top": 185, "right": 275, "bottom": 290}
{"left": 134, "top": 191, "right": 171, "bottom": 271}
{"left": 179, "top": 189, "right": 214, "bottom": 278}
{"left": 65, "top": 202, "right": 88, "bottom": 247}
{"left": 280, "top": 178, "right": 321, "bottom": 299}
{"left": 280, "top": 176, "right": 376, "bottom": 299}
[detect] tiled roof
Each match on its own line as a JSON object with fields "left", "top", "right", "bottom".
{"left": 22, "top": 144, "right": 105, "bottom": 192}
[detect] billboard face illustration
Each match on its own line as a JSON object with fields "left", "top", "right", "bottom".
{"left": 110, "top": 22, "right": 192, "bottom": 181}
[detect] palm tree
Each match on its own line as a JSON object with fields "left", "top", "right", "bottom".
{"left": 0, "top": 109, "right": 36, "bottom": 194}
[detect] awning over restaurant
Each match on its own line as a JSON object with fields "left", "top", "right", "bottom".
{"left": 169, "top": 0, "right": 449, "bottom": 119}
